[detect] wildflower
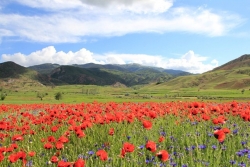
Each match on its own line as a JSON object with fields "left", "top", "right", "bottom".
{"left": 28, "top": 151, "right": 36, "bottom": 157}
{"left": 58, "top": 160, "right": 72, "bottom": 167}
{"left": 158, "top": 136, "right": 165, "bottom": 143}
{"left": 212, "top": 145, "right": 217, "bottom": 150}
{"left": 156, "top": 150, "right": 169, "bottom": 162}
{"left": 214, "top": 130, "right": 226, "bottom": 142}
{"left": 73, "top": 158, "right": 85, "bottom": 167}
{"left": 50, "top": 155, "right": 58, "bottom": 163}
{"left": 143, "top": 120, "right": 152, "bottom": 130}
{"left": 11, "top": 134, "right": 23, "bottom": 141}
{"left": 56, "top": 141, "right": 64, "bottom": 150}
{"left": 96, "top": 150, "right": 108, "bottom": 161}
{"left": 146, "top": 140, "right": 157, "bottom": 152}
{"left": 44, "top": 142, "right": 53, "bottom": 149}
{"left": 122, "top": 142, "right": 135, "bottom": 153}
{"left": 109, "top": 128, "right": 114, "bottom": 136}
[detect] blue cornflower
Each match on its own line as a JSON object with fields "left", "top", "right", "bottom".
{"left": 160, "top": 131, "right": 166, "bottom": 136}
{"left": 88, "top": 151, "right": 94, "bottom": 155}
{"left": 139, "top": 145, "right": 144, "bottom": 149}
{"left": 198, "top": 144, "right": 206, "bottom": 149}
{"left": 170, "top": 162, "right": 177, "bottom": 166}
{"left": 229, "top": 160, "right": 236, "bottom": 164}
{"left": 26, "top": 160, "right": 33, "bottom": 167}
{"left": 212, "top": 145, "right": 217, "bottom": 150}
{"left": 233, "top": 129, "right": 238, "bottom": 134}
{"left": 208, "top": 133, "right": 213, "bottom": 137}
{"left": 160, "top": 163, "right": 167, "bottom": 167}
{"left": 238, "top": 162, "right": 246, "bottom": 167}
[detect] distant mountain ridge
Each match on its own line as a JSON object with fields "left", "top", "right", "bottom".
{"left": 30, "top": 62, "right": 192, "bottom": 76}
{"left": 0, "top": 61, "right": 192, "bottom": 87}
{"left": 1, "top": 54, "right": 250, "bottom": 90}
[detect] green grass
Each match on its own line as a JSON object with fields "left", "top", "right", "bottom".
{"left": 1, "top": 83, "right": 250, "bottom": 104}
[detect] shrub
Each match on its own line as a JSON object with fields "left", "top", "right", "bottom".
{"left": 1, "top": 93, "right": 6, "bottom": 101}
{"left": 55, "top": 92, "right": 63, "bottom": 100}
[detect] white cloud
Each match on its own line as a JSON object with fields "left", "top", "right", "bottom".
{"left": 79, "top": 0, "right": 173, "bottom": 14}
{"left": 13, "top": 0, "right": 84, "bottom": 10}
{"left": 0, "top": 1, "right": 243, "bottom": 43}
{"left": 14, "top": 0, "right": 173, "bottom": 14}
{"left": 1, "top": 46, "right": 218, "bottom": 73}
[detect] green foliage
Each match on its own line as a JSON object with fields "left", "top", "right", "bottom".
{"left": 1, "top": 93, "right": 6, "bottom": 100}
{"left": 55, "top": 92, "right": 62, "bottom": 100}
{"left": 36, "top": 92, "right": 45, "bottom": 100}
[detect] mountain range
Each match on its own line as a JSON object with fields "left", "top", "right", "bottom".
{"left": 0, "top": 61, "right": 191, "bottom": 87}
{"left": 1, "top": 54, "right": 250, "bottom": 90}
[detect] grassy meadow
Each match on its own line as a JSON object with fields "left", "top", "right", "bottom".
{"left": 1, "top": 77, "right": 250, "bottom": 166}
{"left": 1, "top": 83, "right": 250, "bottom": 104}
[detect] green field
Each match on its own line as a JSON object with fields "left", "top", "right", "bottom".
{"left": 1, "top": 83, "right": 250, "bottom": 104}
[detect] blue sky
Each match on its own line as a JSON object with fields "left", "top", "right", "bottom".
{"left": 0, "top": 0, "right": 250, "bottom": 73}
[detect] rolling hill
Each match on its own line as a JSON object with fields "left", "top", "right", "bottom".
{"left": 1, "top": 54, "right": 250, "bottom": 90}
{"left": 0, "top": 61, "right": 181, "bottom": 87}
{"left": 153, "top": 54, "right": 250, "bottom": 90}
{"left": 0, "top": 61, "right": 44, "bottom": 90}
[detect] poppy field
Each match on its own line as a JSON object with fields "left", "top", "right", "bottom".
{"left": 0, "top": 101, "right": 249, "bottom": 167}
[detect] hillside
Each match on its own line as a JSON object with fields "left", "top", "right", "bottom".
{"left": 213, "top": 54, "right": 250, "bottom": 70}
{"left": 152, "top": 54, "right": 250, "bottom": 90}
{"left": 0, "top": 61, "right": 30, "bottom": 78}
{"left": 29, "top": 63, "right": 60, "bottom": 74}
{"left": 75, "top": 63, "right": 191, "bottom": 76}
{"left": 0, "top": 61, "right": 44, "bottom": 90}
{"left": 48, "top": 65, "right": 172, "bottom": 86}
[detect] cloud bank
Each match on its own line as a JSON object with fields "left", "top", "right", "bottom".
{"left": 0, "top": 0, "right": 243, "bottom": 43}
{"left": 1, "top": 46, "right": 218, "bottom": 73}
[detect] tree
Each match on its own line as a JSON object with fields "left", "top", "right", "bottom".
{"left": 1, "top": 93, "right": 6, "bottom": 101}
{"left": 37, "top": 92, "right": 45, "bottom": 100}
{"left": 55, "top": 92, "right": 62, "bottom": 100}
{"left": 241, "top": 89, "right": 245, "bottom": 94}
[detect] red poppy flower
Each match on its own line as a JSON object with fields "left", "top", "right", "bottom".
{"left": 55, "top": 141, "right": 64, "bottom": 150}
{"left": 73, "top": 158, "right": 85, "bottom": 167}
{"left": 96, "top": 150, "right": 108, "bottom": 161}
{"left": 75, "top": 130, "right": 85, "bottom": 138}
{"left": 109, "top": 128, "right": 115, "bottom": 135}
{"left": 120, "top": 148, "right": 126, "bottom": 158}
{"left": 16, "top": 151, "right": 26, "bottom": 160}
{"left": 158, "top": 136, "right": 165, "bottom": 143}
{"left": 122, "top": 142, "right": 135, "bottom": 153}
{"left": 51, "top": 126, "right": 59, "bottom": 132}
{"left": 44, "top": 142, "right": 53, "bottom": 149}
{"left": 0, "top": 153, "right": 4, "bottom": 162}
{"left": 222, "top": 127, "right": 230, "bottom": 134}
{"left": 143, "top": 120, "right": 152, "bottom": 130}
{"left": 214, "top": 130, "right": 226, "bottom": 142}
{"left": 48, "top": 136, "right": 56, "bottom": 143}
{"left": 50, "top": 155, "right": 58, "bottom": 163}
{"left": 156, "top": 150, "right": 169, "bottom": 162}
{"left": 8, "top": 153, "right": 18, "bottom": 163}
{"left": 57, "top": 160, "right": 72, "bottom": 167}
{"left": 58, "top": 136, "right": 69, "bottom": 143}
{"left": 28, "top": 151, "right": 36, "bottom": 157}
{"left": 146, "top": 140, "right": 157, "bottom": 152}
{"left": 11, "top": 134, "right": 23, "bottom": 141}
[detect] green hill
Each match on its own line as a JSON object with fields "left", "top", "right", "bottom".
{"left": 151, "top": 54, "right": 250, "bottom": 90}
